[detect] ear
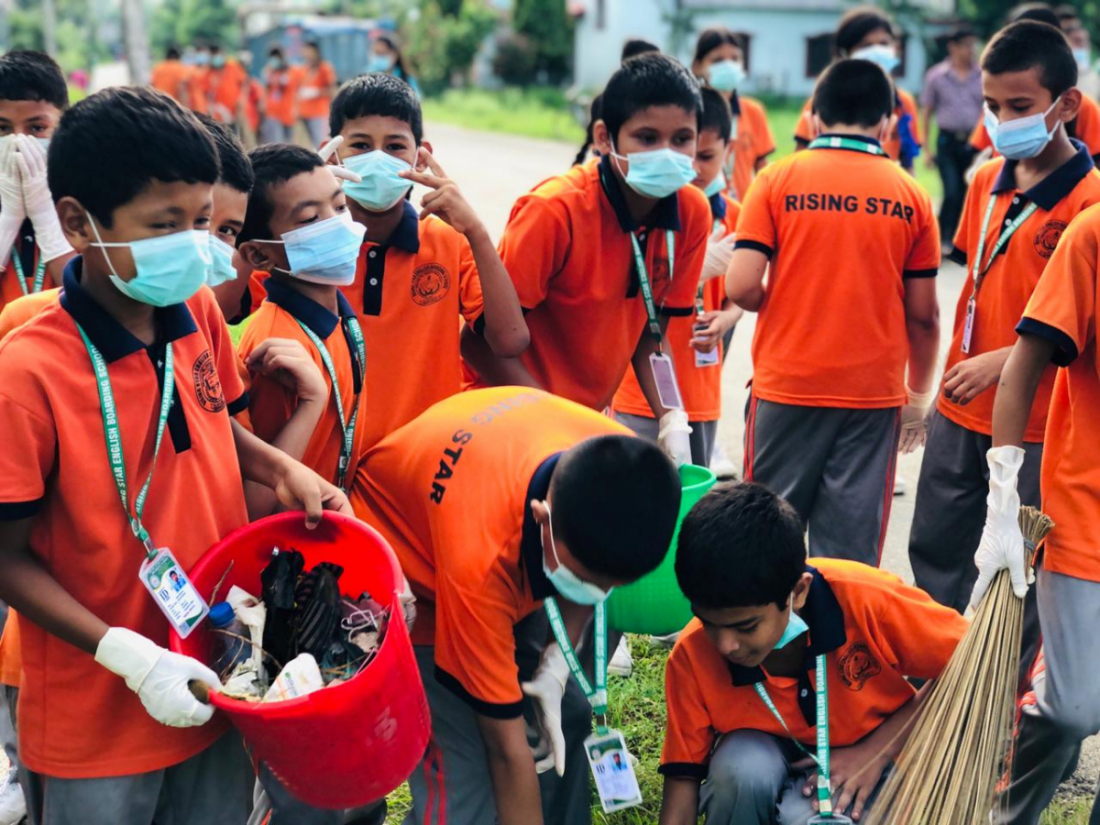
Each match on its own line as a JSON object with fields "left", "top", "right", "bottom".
{"left": 883, "top": 111, "right": 899, "bottom": 140}
{"left": 1058, "top": 88, "right": 1082, "bottom": 124}
{"left": 529, "top": 498, "right": 550, "bottom": 524}
{"left": 238, "top": 240, "right": 277, "bottom": 271}
{"left": 56, "top": 197, "right": 94, "bottom": 253}
{"left": 789, "top": 572, "right": 814, "bottom": 612}
{"left": 593, "top": 119, "right": 614, "bottom": 157}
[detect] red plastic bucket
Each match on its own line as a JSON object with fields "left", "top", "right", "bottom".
{"left": 170, "top": 512, "right": 431, "bottom": 809}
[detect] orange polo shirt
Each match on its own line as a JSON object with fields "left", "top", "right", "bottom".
{"left": 351, "top": 387, "right": 631, "bottom": 717}
{"left": 238, "top": 279, "right": 366, "bottom": 487}
{"left": 2, "top": 232, "right": 57, "bottom": 317}
{"left": 660, "top": 558, "right": 967, "bottom": 779}
{"left": 150, "top": 59, "right": 190, "bottom": 103}
{"left": 0, "top": 615, "right": 19, "bottom": 687}
{"left": 1017, "top": 202, "right": 1100, "bottom": 583}
{"left": 735, "top": 134, "right": 940, "bottom": 408}
{"left": 613, "top": 192, "right": 740, "bottom": 421}
{"left": 188, "top": 66, "right": 210, "bottom": 114}
{"left": 939, "top": 144, "right": 1100, "bottom": 441}
{"left": 205, "top": 61, "right": 247, "bottom": 123}
{"left": 264, "top": 67, "right": 299, "bottom": 126}
{"left": 340, "top": 202, "right": 484, "bottom": 450}
{"left": 0, "top": 260, "right": 248, "bottom": 778}
{"left": 296, "top": 61, "right": 336, "bottom": 121}
{"left": 482, "top": 155, "right": 708, "bottom": 411}
{"left": 0, "top": 286, "right": 60, "bottom": 339}
{"left": 725, "top": 93, "right": 776, "bottom": 200}
{"left": 795, "top": 89, "right": 924, "bottom": 166}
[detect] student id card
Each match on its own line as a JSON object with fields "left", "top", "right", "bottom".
{"left": 650, "top": 352, "right": 684, "bottom": 410}
{"left": 585, "top": 729, "right": 643, "bottom": 813}
{"left": 139, "top": 547, "right": 209, "bottom": 639}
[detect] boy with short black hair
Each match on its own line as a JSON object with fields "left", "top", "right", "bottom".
{"left": 729, "top": 58, "right": 941, "bottom": 565}
{"left": 0, "top": 50, "right": 73, "bottom": 313}
{"left": 658, "top": 483, "right": 966, "bottom": 825}
{"left": 0, "top": 86, "right": 350, "bottom": 825}
{"left": 326, "top": 72, "right": 528, "bottom": 450}
{"left": 463, "top": 53, "right": 710, "bottom": 467}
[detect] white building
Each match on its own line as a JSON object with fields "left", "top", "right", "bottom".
{"left": 571, "top": 0, "right": 956, "bottom": 97}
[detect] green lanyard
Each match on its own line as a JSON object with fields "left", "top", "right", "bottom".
{"left": 971, "top": 193, "right": 1038, "bottom": 294}
{"left": 544, "top": 597, "right": 609, "bottom": 735}
{"left": 808, "top": 136, "right": 889, "bottom": 157}
{"left": 294, "top": 317, "right": 366, "bottom": 492}
{"left": 629, "top": 230, "right": 675, "bottom": 346}
{"left": 78, "top": 326, "right": 174, "bottom": 560}
{"left": 10, "top": 250, "right": 46, "bottom": 296}
{"left": 754, "top": 655, "right": 836, "bottom": 817}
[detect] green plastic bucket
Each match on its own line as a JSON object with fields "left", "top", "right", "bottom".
{"left": 606, "top": 464, "right": 718, "bottom": 635}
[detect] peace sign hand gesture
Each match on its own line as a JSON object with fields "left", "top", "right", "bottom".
{"left": 399, "top": 148, "right": 485, "bottom": 238}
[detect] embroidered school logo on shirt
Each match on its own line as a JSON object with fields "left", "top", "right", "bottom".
{"left": 1034, "top": 220, "right": 1068, "bottom": 259}
{"left": 411, "top": 263, "right": 451, "bottom": 306}
{"left": 192, "top": 350, "right": 226, "bottom": 413}
{"left": 837, "top": 643, "right": 881, "bottom": 691}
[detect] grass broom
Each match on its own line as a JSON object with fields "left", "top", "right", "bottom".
{"left": 865, "top": 506, "right": 1054, "bottom": 825}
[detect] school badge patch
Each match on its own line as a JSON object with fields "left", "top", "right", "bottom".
{"left": 192, "top": 350, "right": 226, "bottom": 413}
{"left": 837, "top": 643, "right": 881, "bottom": 691}
{"left": 1034, "top": 220, "right": 1068, "bottom": 259}
{"left": 411, "top": 263, "right": 451, "bottom": 306}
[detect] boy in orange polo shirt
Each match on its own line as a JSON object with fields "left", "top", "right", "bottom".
{"left": 150, "top": 47, "right": 191, "bottom": 104}
{"left": 204, "top": 45, "right": 247, "bottom": 128}
{"left": 729, "top": 58, "right": 941, "bottom": 565}
{"left": 613, "top": 87, "right": 742, "bottom": 468}
{"left": 327, "top": 72, "right": 529, "bottom": 450}
{"left": 909, "top": 21, "right": 1100, "bottom": 615}
{"left": 261, "top": 46, "right": 298, "bottom": 145}
{"left": 658, "top": 483, "right": 966, "bottom": 825}
{"left": 0, "top": 87, "right": 351, "bottom": 825}
{"left": 296, "top": 41, "right": 337, "bottom": 147}
{"left": 352, "top": 387, "right": 682, "bottom": 825}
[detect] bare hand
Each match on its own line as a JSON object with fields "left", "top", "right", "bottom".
{"left": 793, "top": 739, "right": 890, "bottom": 822}
{"left": 690, "top": 311, "right": 726, "bottom": 353}
{"left": 400, "top": 148, "right": 485, "bottom": 237}
{"left": 273, "top": 460, "right": 355, "bottom": 529}
{"left": 942, "top": 349, "right": 1010, "bottom": 406}
{"left": 246, "top": 338, "right": 328, "bottom": 406}
{"left": 923, "top": 152, "right": 937, "bottom": 170}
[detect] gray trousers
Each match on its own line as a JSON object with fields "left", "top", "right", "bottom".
{"left": 699, "top": 730, "right": 888, "bottom": 824}
{"left": 260, "top": 118, "right": 295, "bottom": 145}
{"left": 1, "top": 686, "right": 17, "bottom": 784}
{"left": 303, "top": 117, "right": 329, "bottom": 149}
{"left": 996, "top": 569, "right": 1100, "bottom": 824}
{"left": 21, "top": 730, "right": 252, "bottom": 825}
{"left": 744, "top": 397, "right": 901, "bottom": 565}
{"left": 614, "top": 411, "right": 718, "bottom": 468}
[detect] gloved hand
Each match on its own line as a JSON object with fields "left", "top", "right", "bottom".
{"left": 95, "top": 627, "right": 220, "bottom": 728}
{"left": 898, "top": 385, "right": 935, "bottom": 454}
{"left": 0, "top": 137, "right": 25, "bottom": 245}
{"left": 317, "top": 135, "right": 362, "bottom": 184}
{"left": 398, "top": 575, "right": 417, "bottom": 633}
{"left": 969, "top": 446, "right": 1028, "bottom": 611}
{"left": 658, "top": 409, "right": 694, "bottom": 467}
{"left": 521, "top": 642, "right": 570, "bottom": 777}
{"left": 701, "top": 231, "right": 737, "bottom": 283}
{"left": 14, "top": 135, "right": 72, "bottom": 263}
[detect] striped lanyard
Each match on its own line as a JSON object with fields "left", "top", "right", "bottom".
{"left": 10, "top": 248, "right": 46, "bottom": 296}
{"left": 629, "top": 230, "right": 675, "bottom": 347}
{"left": 545, "top": 597, "right": 609, "bottom": 735}
{"left": 808, "top": 136, "right": 889, "bottom": 157}
{"left": 294, "top": 317, "right": 366, "bottom": 492}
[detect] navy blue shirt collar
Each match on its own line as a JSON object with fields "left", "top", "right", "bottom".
{"left": 991, "top": 139, "right": 1095, "bottom": 211}
{"left": 709, "top": 191, "right": 728, "bottom": 222}
{"left": 728, "top": 564, "right": 847, "bottom": 687}
{"left": 264, "top": 277, "right": 356, "bottom": 340}
{"left": 597, "top": 154, "right": 683, "bottom": 233}
{"left": 728, "top": 90, "right": 741, "bottom": 117}
{"left": 59, "top": 256, "right": 198, "bottom": 364}
{"left": 521, "top": 453, "right": 560, "bottom": 601}
{"left": 385, "top": 200, "right": 421, "bottom": 253}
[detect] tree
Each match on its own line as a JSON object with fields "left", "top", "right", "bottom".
{"left": 513, "top": 0, "right": 573, "bottom": 83}
{"left": 406, "top": 0, "right": 497, "bottom": 93}
{"left": 151, "top": 0, "right": 238, "bottom": 54}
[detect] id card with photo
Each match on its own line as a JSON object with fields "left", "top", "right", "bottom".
{"left": 585, "top": 729, "right": 643, "bottom": 813}
{"left": 139, "top": 547, "right": 209, "bottom": 638}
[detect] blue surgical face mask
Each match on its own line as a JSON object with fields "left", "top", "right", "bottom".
{"left": 984, "top": 97, "right": 1062, "bottom": 161}
{"left": 367, "top": 55, "right": 395, "bottom": 73}
{"left": 612, "top": 144, "right": 697, "bottom": 200}
{"left": 852, "top": 44, "right": 900, "bottom": 74}
{"left": 703, "top": 174, "right": 725, "bottom": 199}
{"left": 1075, "top": 47, "right": 1092, "bottom": 71}
{"left": 207, "top": 235, "right": 238, "bottom": 287}
{"left": 211, "top": 55, "right": 226, "bottom": 69}
{"left": 707, "top": 59, "right": 746, "bottom": 92}
{"left": 260, "top": 211, "right": 367, "bottom": 286}
{"left": 36, "top": 137, "right": 50, "bottom": 152}
{"left": 774, "top": 608, "right": 809, "bottom": 650}
{"left": 88, "top": 216, "right": 211, "bottom": 307}
{"left": 194, "top": 52, "right": 210, "bottom": 67}
{"left": 540, "top": 503, "right": 612, "bottom": 606}
{"left": 342, "top": 151, "right": 413, "bottom": 211}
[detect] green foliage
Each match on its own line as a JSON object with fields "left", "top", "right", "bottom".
{"left": 513, "top": 0, "right": 574, "bottom": 83}
{"left": 406, "top": 0, "right": 497, "bottom": 95}
{"left": 956, "top": 0, "right": 1100, "bottom": 39}
{"left": 422, "top": 86, "right": 584, "bottom": 142}
{"left": 8, "top": 0, "right": 105, "bottom": 73}
{"left": 491, "top": 32, "right": 538, "bottom": 87}
{"left": 151, "top": 0, "right": 238, "bottom": 53}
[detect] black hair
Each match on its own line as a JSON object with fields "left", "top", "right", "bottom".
{"left": 269, "top": 45, "right": 285, "bottom": 59}
{"left": 622, "top": 38, "right": 659, "bottom": 62}
{"left": 48, "top": 86, "right": 218, "bottom": 228}
{"left": 600, "top": 53, "right": 703, "bottom": 145}
{"left": 195, "top": 112, "right": 254, "bottom": 195}
{"left": 166, "top": 46, "right": 181, "bottom": 60}
{"left": 375, "top": 34, "right": 414, "bottom": 81}
{"left": 1054, "top": 3, "right": 1080, "bottom": 24}
{"left": 209, "top": 44, "right": 222, "bottom": 55}
{"left": 693, "top": 27, "right": 745, "bottom": 66}
{"left": 1007, "top": 2, "right": 1060, "bottom": 26}
{"left": 239, "top": 143, "right": 323, "bottom": 243}
{"left": 946, "top": 25, "right": 976, "bottom": 45}
{"left": 0, "top": 50, "right": 69, "bottom": 110}
{"left": 304, "top": 40, "right": 321, "bottom": 53}
{"left": 676, "top": 483, "right": 806, "bottom": 610}
{"left": 550, "top": 435, "right": 681, "bottom": 581}
{"left": 982, "top": 20, "right": 1077, "bottom": 98}
{"left": 573, "top": 92, "right": 603, "bottom": 166}
{"left": 812, "top": 57, "right": 894, "bottom": 128}
{"left": 699, "top": 87, "right": 733, "bottom": 143}
{"left": 329, "top": 72, "right": 423, "bottom": 144}
{"left": 835, "top": 6, "right": 896, "bottom": 57}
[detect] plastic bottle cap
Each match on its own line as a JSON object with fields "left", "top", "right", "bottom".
{"left": 209, "top": 602, "right": 235, "bottom": 627}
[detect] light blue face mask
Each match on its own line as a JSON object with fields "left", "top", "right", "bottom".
{"left": 852, "top": 44, "right": 900, "bottom": 74}
{"left": 612, "top": 144, "right": 697, "bottom": 199}
{"left": 1075, "top": 47, "right": 1092, "bottom": 71}
{"left": 367, "top": 55, "right": 395, "bottom": 73}
{"left": 207, "top": 235, "right": 238, "bottom": 287}
{"left": 89, "top": 217, "right": 211, "bottom": 307}
{"left": 703, "top": 174, "right": 725, "bottom": 199}
{"left": 774, "top": 607, "right": 809, "bottom": 650}
{"left": 984, "top": 97, "right": 1061, "bottom": 161}
{"left": 541, "top": 503, "right": 613, "bottom": 606}
{"left": 260, "top": 211, "right": 367, "bottom": 286}
{"left": 342, "top": 150, "right": 413, "bottom": 211}
{"left": 707, "top": 59, "right": 746, "bottom": 92}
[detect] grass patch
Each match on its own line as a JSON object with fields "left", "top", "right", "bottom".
{"left": 1041, "top": 797, "right": 1093, "bottom": 823}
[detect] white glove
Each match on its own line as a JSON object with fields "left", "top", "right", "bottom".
{"left": 521, "top": 642, "right": 570, "bottom": 777}
{"left": 299, "top": 87, "right": 321, "bottom": 100}
{"left": 969, "top": 446, "right": 1028, "bottom": 610}
{"left": 658, "top": 409, "right": 694, "bottom": 467}
{"left": 14, "top": 135, "right": 72, "bottom": 263}
{"left": 701, "top": 232, "right": 737, "bottom": 284}
{"left": 317, "top": 135, "right": 362, "bottom": 184}
{"left": 898, "top": 385, "right": 934, "bottom": 454}
{"left": 0, "top": 138, "right": 25, "bottom": 262}
{"left": 95, "top": 627, "right": 220, "bottom": 728}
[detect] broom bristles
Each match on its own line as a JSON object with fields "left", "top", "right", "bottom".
{"left": 864, "top": 507, "right": 1054, "bottom": 825}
